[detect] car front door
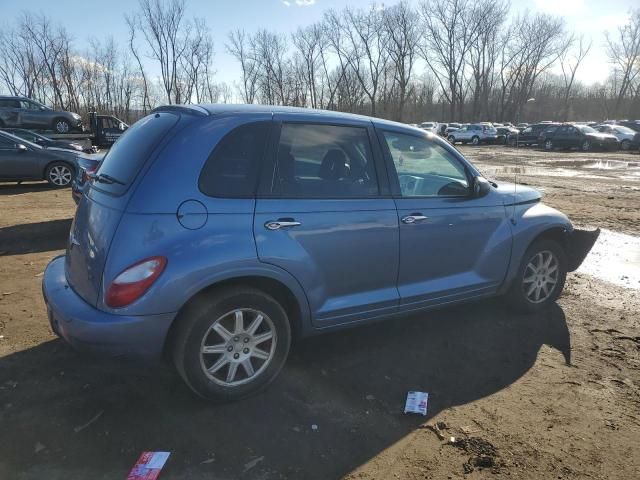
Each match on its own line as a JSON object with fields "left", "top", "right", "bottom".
{"left": 0, "top": 136, "right": 42, "bottom": 179}
{"left": 377, "top": 127, "right": 512, "bottom": 310}
{"left": 254, "top": 116, "right": 399, "bottom": 328}
{"left": 19, "top": 100, "right": 46, "bottom": 128}
{"left": 454, "top": 126, "right": 469, "bottom": 142}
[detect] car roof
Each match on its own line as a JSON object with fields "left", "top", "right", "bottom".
{"left": 152, "top": 103, "right": 418, "bottom": 131}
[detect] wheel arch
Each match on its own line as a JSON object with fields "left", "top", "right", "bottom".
{"left": 162, "top": 272, "right": 310, "bottom": 362}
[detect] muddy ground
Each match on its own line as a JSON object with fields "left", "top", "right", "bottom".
{"left": 0, "top": 145, "right": 638, "bottom": 479}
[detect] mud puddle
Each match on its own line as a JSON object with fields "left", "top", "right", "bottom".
{"left": 578, "top": 229, "right": 640, "bottom": 289}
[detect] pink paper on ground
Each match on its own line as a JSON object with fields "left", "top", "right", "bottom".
{"left": 127, "top": 451, "right": 171, "bottom": 480}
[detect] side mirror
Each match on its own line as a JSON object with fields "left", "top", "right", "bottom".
{"left": 39, "top": 106, "right": 46, "bottom": 111}
{"left": 472, "top": 176, "right": 491, "bottom": 198}
{"left": 16, "top": 143, "right": 28, "bottom": 152}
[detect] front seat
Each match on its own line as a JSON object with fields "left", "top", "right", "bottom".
{"left": 318, "top": 149, "right": 349, "bottom": 180}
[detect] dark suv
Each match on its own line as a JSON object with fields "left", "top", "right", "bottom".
{"left": 0, "top": 96, "right": 83, "bottom": 133}
{"left": 540, "top": 124, "right": 619, "bottom": 151}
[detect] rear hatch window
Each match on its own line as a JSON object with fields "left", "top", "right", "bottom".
{"left": 94, "top": 112, "right": 179, "bottom": 195}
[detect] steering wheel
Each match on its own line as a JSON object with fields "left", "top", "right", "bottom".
{"left": 398, "top": 174, "right": 422, "bottom": 196}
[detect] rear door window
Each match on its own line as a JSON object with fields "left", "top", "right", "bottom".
{"left": 95, "top": 112, "right": 179, "bottom": 195}
{"left": 199, "top": 121, "right": 271, "bottom": 198}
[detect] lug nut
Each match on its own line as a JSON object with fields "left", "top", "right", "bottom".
{"left": 233, "top": 353, "right": 239, "bottom": 359}
{"left": 227, "top": 346, "right": 233, "bottom": 352}
{"left": 243, "top": 348, "right": 249, "bottom": 354}
{"left": 243, "top": 337, "right": 249, "bottom": 343}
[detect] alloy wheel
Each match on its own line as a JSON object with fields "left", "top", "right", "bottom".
{"left": 56, "top": 120, "right": 70, "bottom": 133}
{"left": 582, "top": 140, "right": 591, "bottom": 151}
{"left": 49, "top": 165, "right": 72, "bottom": 186}
{"left": 545, "top": 140, "right": 553, "bottom": 150}
{"left": 522, "top": 250, "right": 559, "bottom": 304}
{"left": 199, "top": 308, "right": 277, "bottom": 387}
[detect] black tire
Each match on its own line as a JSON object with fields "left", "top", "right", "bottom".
{"left": 172, "top": 287, "right": 291, "bottom": 402}
{"left": 506, "top": 239, "right": 567, "bottom": 313}
{"left": 471, "top": 135, "right": 480, "bottom": 145}
{"left": 544, "top": 139, "right": 553, "bottom": 151}
{"left": 53, "top": 118, "right": 71, "bottom": 133}
{"left": 45, "top": 162, "right": 74, "bottom": 187}
{"left": 621, "top": 140, "right": 631, "bottom": 151}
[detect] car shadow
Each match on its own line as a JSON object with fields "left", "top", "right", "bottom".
{"left": 0, "top": 219, "right": 72, "bottom": 256}
{"left": 0, "top": 300, "right": 570, "bottom": 479}
{"left": 0, "top": 181, "right": 55, "bottom": 195}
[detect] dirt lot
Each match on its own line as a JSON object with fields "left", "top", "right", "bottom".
{"left": 0, "top": 146, "right": 639, "bottom": 479}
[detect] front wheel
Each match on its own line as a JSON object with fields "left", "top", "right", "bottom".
{"left": 448, "top": 135, "right": 456, "bottom": 144}
{"left": 54, "top": 118, "right": 71, "bottom": 133}
{"left": 45, "top": 162, "right": 74, "bottom": 187}
{"left": 544, "top": 139, "right": 553, "bottom": 151}
{"left": 581, "top": 140, "right": 591, "bottom": 152}
{"left": 621, "top": 140, "right": 631, "bottom": 151}
{"left": 471, "top": 136, "right": 480, "bottom": 145}
{"left": 506, "top": 239, "right": 567, "bottom": 313}
{"left": 172, "top": 287, "right": 291, "bottom": 402}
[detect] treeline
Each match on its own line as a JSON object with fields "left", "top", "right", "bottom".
{"left": 1, "top": 0, "right": 639, "bottom": 124}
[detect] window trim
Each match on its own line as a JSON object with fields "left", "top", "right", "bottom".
{"left": 376, "top": 127, "right": 476, "bottom": 200}
{"left": 262, "top": 120, "right": 386, "bottom": 200}
{"left": 198, "top": 120, "right": 274, "bottom": 199}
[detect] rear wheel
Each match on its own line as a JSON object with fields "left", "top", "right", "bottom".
{"left": 621, "top": 139, "right": 631, "bottom": 151}
{"left": 471, "top": 135, "right": 480, "bottom": 145}
{"left": 448, "top": 135, "right": 456, "bottom": 144}
{"left": 172, "top": 287, "right": 291, "bottom": 402}
{"left": 581, "top": 140, "right": 591, "bottom": 152}
{"left": 544, "top": 139, "right": 553, "bottom": 151}
{"left": 45, "top": 162, "right": 74, "bottom": 187}
{"left": 507, "top": 239, "right": 567, "bottom": 313}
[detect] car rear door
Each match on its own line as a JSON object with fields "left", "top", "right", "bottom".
{"left": 377, "top": 126, "right": 512, "bottom": 310}
{"left": 253, "top": 115, "right": 399, "bottom": 328}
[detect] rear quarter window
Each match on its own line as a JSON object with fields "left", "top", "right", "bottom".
{"left": 199, "top": 121, "right": 271, "bottom": 198}
{"left": 95, "top": 112, "right": 179, "bottom": 196}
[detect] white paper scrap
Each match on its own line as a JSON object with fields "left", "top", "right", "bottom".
{"left": 404, "top": 391, "right": 428, "bottom": 416}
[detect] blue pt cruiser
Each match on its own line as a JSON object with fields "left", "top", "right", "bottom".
{"left": 43, "top": 105, "right": 599, "bottom": 402}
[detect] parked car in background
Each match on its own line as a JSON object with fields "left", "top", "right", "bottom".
{"left": 42, "top": 104, "right": 599, "bottom": 402}
{"left": 540, "top": 124, "right": 619, "bottom": 151}
{"left": 595, "top": 124, "right": 638, "bottom": 150}
{"left": 496, "top": 126, "right": 519, "bottom": 145}
{"left": 437, "top": 123, "right": 448, "bottom": 136}
{"left": 447, "top": 123, "right": 498, "bottom": 145}
{"left": 2, "top": 128, "right": 95, "bottom": 153}
{"left": 0, "top": 96, "right": 83, "bottom": 133}
{"left": 448, "top": 122, "right": 461, "bottom": 130}
{"left": 71, "top": 153, "right": 105, "bottom": 204}
{"left": 514, "top": 123, "right": 553, "bottom": 146}
{"left": 617, "top": 120, "right": 640, "bottom": 133}
{"left": 0, "top": 130, "right": 84, "bottom": 186}
{"left": 419, "top": 121, "right": 438, "bottom": 133}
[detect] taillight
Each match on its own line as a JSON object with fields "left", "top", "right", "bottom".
{"left": 105, "top": 257, "right": 167, "bottom": 308}
{"left": 82, "top": 165, "right": 98, "bottom": 183}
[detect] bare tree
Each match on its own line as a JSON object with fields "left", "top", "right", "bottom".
{"left": 605, "top": 9, "right": 640, "bottom": 117}
{"left": 226, "top": 29, "right": 259, "bottom": 103}
{"left": 559, "top": 35, "right": 592, "bottom": 120}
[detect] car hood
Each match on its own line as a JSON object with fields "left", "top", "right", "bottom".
{"left": 493, "top": 182, "right": 542, "bottom": 206}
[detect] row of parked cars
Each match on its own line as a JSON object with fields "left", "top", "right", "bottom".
{"left": 413, "top": 120, "right": 640, "bottom": 152}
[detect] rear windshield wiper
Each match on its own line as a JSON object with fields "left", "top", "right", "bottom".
{"left": 91, "top": 173, "right": 126, "bottom": 185}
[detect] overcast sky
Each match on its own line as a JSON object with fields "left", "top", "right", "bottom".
{"left": 1, "top": 0, "right": 637, "bottom": 89}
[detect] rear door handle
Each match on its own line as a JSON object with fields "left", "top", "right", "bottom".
{"left": 264, "top": 219, "right": 301, "bottom": 230}
{"left": 401, "top": 214, "right": 428, "bottom": 224}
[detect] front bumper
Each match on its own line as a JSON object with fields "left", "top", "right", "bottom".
{"left": 565, "top": 228, "right": 600, "bottom": 271}
{"left": 42, "top": 255, "right": 175, "bottom": 361}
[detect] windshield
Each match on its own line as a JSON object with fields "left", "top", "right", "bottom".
{"left": 615, "top": 126, "right": 634, "bottom": 134}
{"left": 578, "top": 126, "right": 597, "bottom": 134}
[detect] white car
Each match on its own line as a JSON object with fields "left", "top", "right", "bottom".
{"left": 419, "top": 122, "right": 438, "bottom": 133}
{"left": 595, "top": 125, "right": 637, "bottom": 150}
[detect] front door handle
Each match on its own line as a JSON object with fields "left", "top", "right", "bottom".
{"left": 401, "top": 214, "right": 428, "bottom": 224}
{"left": 264, "top": 219, "right": 301, "bottom": 230}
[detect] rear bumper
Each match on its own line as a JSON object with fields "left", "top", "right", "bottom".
{"left": 565, "top": 228, "right": 600, "bottom": 271}
{"left": 42, "top": 255, "right": 175, "bottom": 361}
